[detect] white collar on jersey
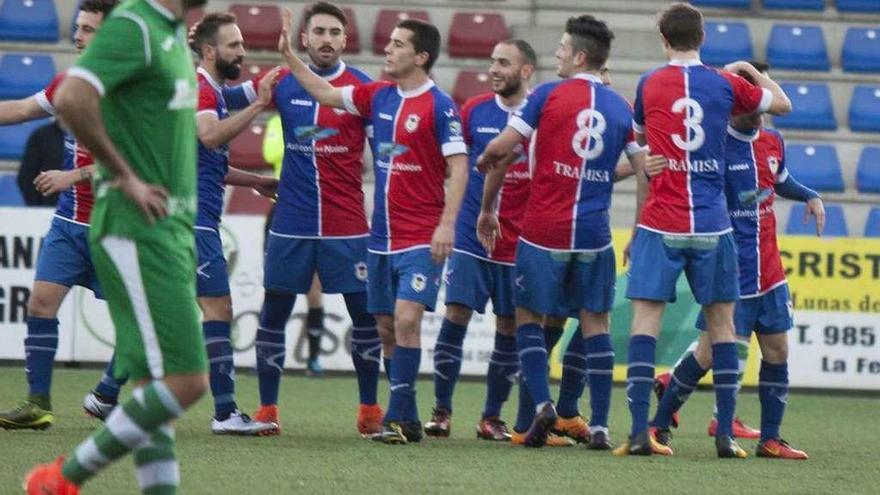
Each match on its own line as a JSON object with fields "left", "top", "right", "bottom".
{"left": 196, "top": 67, "right": 224, "bottom": 93}
{"left": 145, "top": 0, "right": 175, "bottom": 22}
{"left": 668, "top": 57, "right": 703, "bottom": 67}
{"left": 494, "top": 94, "right": 525, "bottom": 113}
{"left": 727, "top": 125, "right": 761, "bottom": 142}
{"left": 310, "top": 61, "right": 347, "bottom": 82}
{"left": 397, "top": 79, "right": 435, "bottom": 99}
{"left": 572, "top": 73, "right": 605, "bottom": 85}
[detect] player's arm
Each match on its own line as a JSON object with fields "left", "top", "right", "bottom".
{"left": 724, "top": 61, "right": 791, "bottom": 116}
{"left": 614, "top": 160, "right": 634, "bottom": 182}
{"left": 277, "top": 8, "right": 344, "bottom": 109}
{"left": 198, "top": 67, "right": 281, "bottom": 149}
{"left": 476, "top": 127, "right": 522, "bottom": 173}
{"left": 432, "top": 154, "right": 468, "bottom": 263}
{"left": 0, "top": 97, "right": 51, "bottom": 125}
{"left": 33, "top": 165, "right": 96, "bottom": 196}
{"left": 226, "top": 167, "right": 279, "bottom": 199}
{"left": 623, "top": 150, "right": 651, "bottom": 265}
{"left": 476, "top": 153, "right": 518, "bottom": 254}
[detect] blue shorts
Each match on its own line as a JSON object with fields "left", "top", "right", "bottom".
{"left": 696, "top": 283, "right": 793, "bottom": 337}
{"left": 195, "top": 227, "right": 230, "bottom": 297}
{"left": 367, "top": 248, "right": 443, "bottom": 314}
{"left": 444, "top": 251, "right": 514, "bottom": 317}
{"left": 264, "top": 234, "right": 368, "bottom": 294}
{"left": 35, "top": 217, "right": 103, "bottom": 299}
{"left": 513, "top": 240, "right": 616, "bottom": 315}
{"left": 626, "top": 228, "right": 739, "bottom": 305}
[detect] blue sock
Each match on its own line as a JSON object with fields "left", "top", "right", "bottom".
{"left": 759, "top": 360, "right": 789, "bottom": 442}
{"left": 93, "top": 354, "right": 127, "bottom": 400}
{"left": 627, "top": 335, "right": 656, "bottom": 437}
{"left": 543, "top": 325, "right": 564, "bottom": 353}
{"left": 385, "top": 346, "right": 421, "bottom": 423}
{"left": 556, "top": 332, "right": 586, "bottom": 418}
{"left": 483, "top": 332, "right": 518, "bottom": 418}
{"left": 344, "top": 292, "right": 380, "bottom": 406}
{"left": 584, "top": 333, "right": 614, "bottom": 428}
{"left": 516, "top": 323, "right": 551, "bottom": 406}
{"left": 652, "top": 352, "right": 706, "bottom": 428}
{"left": 514, "top": 374, "right": 535, "bottom": 433}
{"left": 24, "top": 317, "right": 59, "bottom": 400}
{"left": 204, "top": 320, "right": 237, "bottom": 418}
{"left": 256, "top": 291, "right": 295, "bottom": 406}
{"left": 712, "top": 342, "right": 739, "bottom": 438}
{"left": 433, "top": 319, "right": 466, "bottom": 412}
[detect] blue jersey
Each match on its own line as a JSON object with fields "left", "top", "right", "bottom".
{"left": 195, "top": 68, "right": 231, "bottom": 230}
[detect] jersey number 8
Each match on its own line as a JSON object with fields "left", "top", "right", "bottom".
{"left": 671, "top": 97, "right": 705, "bottom": 152}
{"left": 571, "top": 109, "right": 606, "bottom": 160}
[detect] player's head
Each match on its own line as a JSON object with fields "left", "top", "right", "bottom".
{"left": 189, "top": 13, "right": 245, "bottom": 81}
{"left": 489, "top": 39, "right": 536, "bottom": 98}
{"left": 384, "top": 19, "right": 440, "bottom": 78}
{"left": 657, "top": 2, "right": 704, "bottom": 54}
{"left": 600, "top": 65, "right": 612, "bottom": 86}
{"left": 556, "top": 15, "right": 614, "bottom": 78}
{"left": 302, "top": 2, "right": 347, "bottom": 69}
{"left": 730, "top": 61, "right": 770, "bottom": 130}
{"left": 74, "top": 0, "right": 119, "bottom": 53}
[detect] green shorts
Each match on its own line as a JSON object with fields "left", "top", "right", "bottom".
{"left": 90, "top": 231, "right": 207, "bottom": 382}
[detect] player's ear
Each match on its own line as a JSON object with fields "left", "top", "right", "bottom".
{"left": 414, "top": 50, "right": 429, "bottom": 70}
{"left": 300, "top": 29, "right": 309, "bottom": 49}
{"left": 521, "top": 63, "right": 535, "bottom": 81}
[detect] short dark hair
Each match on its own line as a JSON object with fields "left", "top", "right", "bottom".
{"left": 79, "top": 0, "right": 119, "bottom": 17}
{"left": 304, "top": 2, "right": 347, "bottom": 28}
{"left": 500, "top": 39, "right": 537, "bottom": 67}
{"left": 396, "top": 19, "right": 441, "bottom": 73}
{"left": 658, "top": 2, "right": 703, "bottom": 52}
{"left": 188, "top": 12, "right": 238, "bottom": 57}
{"left": 565, "top": 15, "right": 614, "bottom": 70}
{"left": 738, "top": 60, "right": 770, "bottom": 85}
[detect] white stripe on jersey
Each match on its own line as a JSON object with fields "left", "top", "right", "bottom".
{"left": 684, "top": 70, "right": 695, "bottom": 234}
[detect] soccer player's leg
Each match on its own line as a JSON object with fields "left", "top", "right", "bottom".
{"left": 304, "top": 276, "right": 325, "bottom": 377}
{"left": 754, "top": 285, "right": 807, "bottom": 460}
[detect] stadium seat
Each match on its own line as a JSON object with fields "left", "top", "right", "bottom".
{"left": 449, "top": 12, "right": 509, "bottom": 58}
{"left": 0, "top": 173, "right": 24, "bottom": 206}
{"left": 772, "top": 83, "right": 836, "bottom": 130}
{"left": 865, "top": 207, "right": 880, "bottom": 237}
{"left": 766, "top": 24, "right": 829, "bottom": 71}
{"left": 373, "top": 10, "right": 430, "bottom": 55}
{"left": 842, "top": 28, "right": 880, "bottom": 73}
{"left": 836, "top": 0, "right": 880, "bottom": 13}
{"left": 856, "top": 146, "right": 880, "bottom": 193}
{"left": 229, "top": 122, "right": 271, "bottom": 170}
{"left": 452, "top": 70, "right": 492, "bottom": 107}
{"left": 762, "top": 0, "right": 825, "bottom": 10}
{"left": 297, "top": 6, "right": 360, "bottom": 54}
{"left": 229, "top": 4, "right": 281, "bottom": 51}
{"left": 226, "top": 187, "right": 273, "bottom": 215}
{"left": 786, "top": 203, "right": 847, "bottom": 237}
{"left": 0, "top": 118, "right": 49, "bottom": 159}
{"left": 784, "top": 144, "right": 845, "bottom": 192}
{"left": 0, "top": 53, "right": 56, "bottom": 100}
{"left": 186, "top": 7, "right": 204, "bottom": 28}
{"left": 0, "top": 0, "right": 59, "bottom": 42}
{"left": 702, "top": 21, "right": 752, "bottom": 67}
{"left": 689, "top": 0, "right": 752, "bottom": 8}
{"left": 848, "top": 85, "right": 880, "bottom": 133}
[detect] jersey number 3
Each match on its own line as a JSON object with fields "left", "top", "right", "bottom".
{"left": 572, "top": 109, "right": 606, "bottom": 160}
{"left": 671, "top": 97, "right": 705, "bottom": 152}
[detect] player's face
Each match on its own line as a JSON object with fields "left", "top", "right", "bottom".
{"left": 555, "top": 33, "right": 577, "bottom": 78}
{"left": 212, "top": 24, "right": 246, "bottom": 81}
{"left": 72, "top": 11, "right": 104, "bottom": 53}
{"left": 303, "top": 13, "right": 346, "bottom": 69}
{"left": 489, "top": 44, "right": 524, "bottom": 98}
{"left": 383, "top": 28, "right": 421, "bottom": 78}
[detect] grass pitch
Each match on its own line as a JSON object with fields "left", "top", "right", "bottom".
{"left": 1, "top": 367, "right": 876, "bottom": 494}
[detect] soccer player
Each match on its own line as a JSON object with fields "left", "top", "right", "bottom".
{"left": 477, "top": 15, "right": 646, "bottom": 448}
{"left": 249, "top": 2, "right": 384, "bottom": 436}
{"left": 25, "top": 0, "right": 210, "bottom": 493}
{"left": 275, "top": 9, "right": 469, "bottom": 444}
{"left": 616, "top": 2, "right": 792, "bottom": 458}
{"left": 0, "top": 0, "right": 125, "bottom": 431}
{"left": 189, "top": 11, "right": 281, "bottom": 435}
{"left": 650, "top": 62, "right": 819, "bottom": 460}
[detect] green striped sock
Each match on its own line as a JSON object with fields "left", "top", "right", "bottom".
{"left": 134, "top": 424, "right": 178, "bottom": 495}
{"left": 736, "top": 338, "right": 750, "bottom": 383}
{"left": 62, "top": 381, "right": 183, "bottom": 485}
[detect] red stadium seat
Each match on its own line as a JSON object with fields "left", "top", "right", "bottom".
{"left": 227, "top": 62, "right": 277, "bottom": 87}
{"left": 373, "top": 10, "right": 430, "bottom": 55}
{"left": 452, "top": 70, "right": 492, "bottom": 107}
{"left": 297, "top": 7, "right": 360, "bottom": 54}
{"left": 448, "top": 12, "right": 509, "bottom": 58}
{"left": 185, "top": 7, "right": 204, "bottom": 29}
{"left": 229, "top": 3, "right": 281, "bottom": 51}
{"left": 226, "top": 187, "right": 273, "bottom": 215}
{"left": 229, "top": 122, "right": 271, "bottom": 170}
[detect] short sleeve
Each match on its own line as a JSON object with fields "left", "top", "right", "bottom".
{"left": 222, "top": 82, "right": 255, "bottom": 111}
{"left": 433, "top": 94, "right": 467, "bottom": 157}
{"left": 459, "top": 97, "right": 477, "bottom": 146}
{"left": 508, "top": 82, "right": 553, "bottom": 138}
{"left": 67, "top": 13, "right": 149, "bottom": 96}
{"left": 34, "top": 73, "right": 66, "bottom": 115}
{"left": 197, "top": 83, "right": 218, "bottom": 116}
{"left": 632, "top": 74, "right": 648, "bottom": 134}
{"left": 342, "top": 81, "right": 385, "bottom": 117}
{"left": 722, "top": 71, "right": 772, "bottom": 116}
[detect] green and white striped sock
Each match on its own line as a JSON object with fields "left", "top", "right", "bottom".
{"left": 134, "top": 424, "right": 178, "bottom": 495}
{"left": 62, "top": 381, "right": 182, "bottom": 486}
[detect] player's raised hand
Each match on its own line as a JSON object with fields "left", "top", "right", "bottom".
{"left": 644, "top": 154, "right": 667, "bottom": 178}
{"left": 805, "top": 196, "right": 825, "bottom": 236}
{"left": 256, "top": 67, "right": 282, "bottom": 107}
{"left": 254, "top": 176, "right": 279, "bottom": 199}
{"left": 476, "top": 211, "right": 500, "bottom": 254}
{"left": 34, "top": 170, "right": 78, "bottom": 196}
{"left": 114, "top": 173, "right": 169, "bottom": 225}
{"left": 431, "top": 222, "right": 454, "bottom": 264}
{"left": 278, "top": 8, "right": 295, "bottom": 57}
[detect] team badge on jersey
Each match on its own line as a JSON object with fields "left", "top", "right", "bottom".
{"left": 768, "top": 156, "right": 780, "bottom": 175}
{"left": 411, "top": 273, "right": 427, "bottom": 292}
{"left": 404, "top": 114, "right": 420, "bottom": 133}
{"left": 354, "top": 261, "right": 368, "bottom": 282}
{"left": 294, "top": 125, "right": 339, "bottom": 141}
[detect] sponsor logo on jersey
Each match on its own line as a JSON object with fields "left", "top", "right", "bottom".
{"left": 476, "top": 126, "right": 500, "bottom": 134}
{"left": 411, "top": 273, "right": 427, "bottom": 292}
{"left": 377, "top": 142, "right": 409, "bottom": 159}
{"left": 294, "top": 125, "right": 339, "bottom": 141}
{"left": 290, "top": 98, "right": 314, "bottom": 107}
{"left": 728, "top": 162, "right": 751, "bottom": 172}
{"left": 404, "top": 114, "right": 420, "bottom": 133}
{"left": 667, "top": 158, "right": 720, "bottom": 173}
{"left": 553, "top": 161, "right": 611, "bottom": 182}
{"left": 379, "top": 113, "right": 393, "bottom": 121}
{"left": 738, "top": 187, "right": 773, "bottom": 206}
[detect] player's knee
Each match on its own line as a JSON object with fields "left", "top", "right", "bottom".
{"left": 496, "top": 316, "right": 516, "bottom": 336}
{"left": 445, "top": 304, "right": 472, "bottom": 326}
{"left": 394, "top": 311, "right": 421, "bottom": 337}
{"left": 759, "top": 335, "right": 788, "bottom": 363}
{"left": 27, "top": 291, "right": 60, "bottom": 318}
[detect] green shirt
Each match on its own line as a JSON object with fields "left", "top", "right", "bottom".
{"left": 70, "top": 0, "right": 197, "bottom": 241}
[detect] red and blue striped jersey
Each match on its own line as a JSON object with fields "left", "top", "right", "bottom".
{"left": 633, "top": 59, "right": 772, "bottom": 235}
{"left": 342, "top": 79, "right": 467, "bottom": 253}
{"left": 508, "top": 74, "right": 641, "bottom": 251}
{"left": 724, "top": 126, "right": 787, "bottom": 297}
{"left": 35, "top": 72, "right": 94, "bottom": 226}
{"left": 195, "top": 68, "right": 231, "bottom": 230}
